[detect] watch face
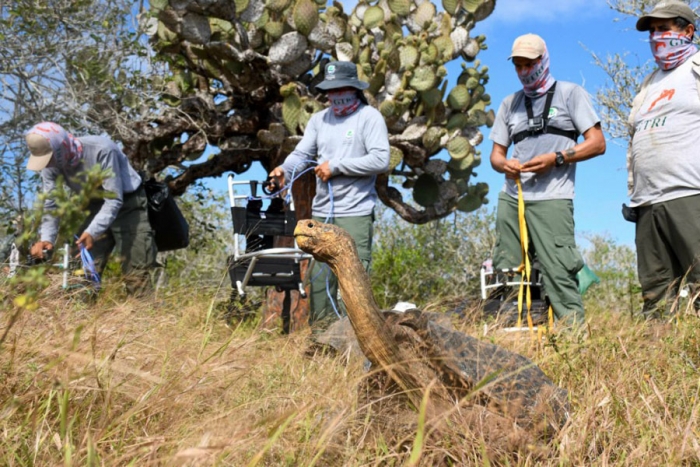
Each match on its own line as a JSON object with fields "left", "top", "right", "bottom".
{"left": 555, "top": 153, "right": 565, "bottom": 167}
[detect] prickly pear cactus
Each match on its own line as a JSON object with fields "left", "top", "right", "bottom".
{"left": 135, "top": 0, "right": 496, "bottom": 220}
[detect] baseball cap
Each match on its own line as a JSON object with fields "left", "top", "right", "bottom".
{"left": 636, "top": 0, "right": 697, "bottom": 31}
{"left": 509, "top": 33, "right": 546, "bottom": 60}
{"left": 25, "top": 133, "right": 53, "bottom": 171}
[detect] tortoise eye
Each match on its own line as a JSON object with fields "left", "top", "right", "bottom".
{"left": 307, "top": 222, "right": 314, "bottom": 228}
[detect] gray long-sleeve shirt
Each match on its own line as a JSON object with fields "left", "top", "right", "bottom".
{"left": 40, "top": 136, "right": 142, "bottom": 243}
{"left": 280, "top": 104, "right": 390, "bottom": 217}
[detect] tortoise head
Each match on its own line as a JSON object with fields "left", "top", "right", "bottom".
{"left": 294, "top": 219, "right": 355, "bottom": 264}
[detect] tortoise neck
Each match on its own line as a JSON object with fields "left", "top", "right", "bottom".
{"left": 326, "top": 249, "right": 402, "bottom": 370}
{"left": 324, "top": 242, "right": 445, "bottom": 412}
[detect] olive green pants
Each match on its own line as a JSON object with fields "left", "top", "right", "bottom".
{"left": 493, "top": 192, "right": 585, "bottom": 324}
{"left": 635, "top": 194, "right": 700, "bottom": 317}
{"left": 309, "top": 214, "right": 373, "bottom": 331}
{"left": 80, "top": 185, "right": 157, "bottom": 294}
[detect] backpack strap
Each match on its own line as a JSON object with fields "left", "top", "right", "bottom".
{"left": 691, "top": 50, "right": 700, "bottom": 102}
{"left": 511, "top": 82, "right": 580, "bottom": 144}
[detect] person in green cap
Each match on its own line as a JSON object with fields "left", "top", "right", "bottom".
{"left": 627, "top": 0, "right": 700, "bottom": 317}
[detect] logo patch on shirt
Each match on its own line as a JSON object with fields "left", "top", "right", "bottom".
{"left": 345, "top": 129, "right": 354, "bottom": 138}
{"left": 648, "top": 89, "right": 675, "bottom": 112}
{"left": 548, "top": 107, "right": 559, "bottom": 119}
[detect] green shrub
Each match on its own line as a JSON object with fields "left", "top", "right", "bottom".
{"left": 370, "top": 206, "right": 496, "bottom": 309}
{"left": 580, "top": 233, "right": 640, "bottom": 315}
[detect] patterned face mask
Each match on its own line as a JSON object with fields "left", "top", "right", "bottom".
{"left": 649, "top": 31, "right": 697, "bottom": 71}
{"left": 27, "top": 122, "right": 83, "bottom": 168}
{"left": 327, "top": 89, "right": 361, "bottom": 117}
{"left": 516, "top": 49, "right": 556, "bottom": 98}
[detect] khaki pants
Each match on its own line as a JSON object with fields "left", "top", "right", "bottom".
{"left": 493, "top": 192, "right": 585, "bottom": 324}
{"left": 309, "top": 214, "right": 373, "bottom": 331}
{"left": 80, "top": 185, "right": 157, "bottom": 294}
{"left": 635, "top": 194, "right": 700, "bottom": 317}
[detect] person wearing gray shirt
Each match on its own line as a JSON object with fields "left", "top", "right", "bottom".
{"left": 270, "top": 61, "right": 390, "bottom": 331}
{"left": 26, "top": 122, "right": 156, "bottom": 295}
{"left": 489, "top": 34, "right": 606, "bottom": 326}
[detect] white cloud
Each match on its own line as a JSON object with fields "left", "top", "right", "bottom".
{"left": 487, "top": 0, "right": 608, "bottom": 24}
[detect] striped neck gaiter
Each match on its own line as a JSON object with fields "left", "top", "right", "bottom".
{"left": 650, "top": 31, "right": 697, "bottom": 71}
{"left": 27, "top": 122, "right": 83, "bottom": 168}
{"left": 517, "top": 49, "right": 555, "bottom": 98}
{"left": 328, "top": 90, "right": 361, "bottom": 117}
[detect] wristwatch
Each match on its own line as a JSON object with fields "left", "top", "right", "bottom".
{"left": 554, "top": 151, "right": 566, "bottom": 167}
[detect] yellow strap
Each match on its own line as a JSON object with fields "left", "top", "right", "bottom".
{"left": 515, "top": 178, "right": 533, "bottom": 330}
{"left": 548, "top": 305, "right": 555, "bottom": 331}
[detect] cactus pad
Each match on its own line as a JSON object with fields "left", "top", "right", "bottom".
{"left": 442, "top": 0, "right": 461, "bottom": 15}
{"left": 363, "top": 5, "right": 386, "bottom": 29}
{"left": 389, "top": 146, "right": 404, "bottom": 170}
{"left": 266, "top": 0, "right": 292, "bottom": 13}
{"left": 422, "top": 127, "right": 443, "bottom": 154}
{"left": 257, "top": 123, "right": 287, "bottom": 146}
{"left": 293, "top": 0, "right": 319, "bottom": 36}
{"left": 399, "top": 45, "right": 420, "bottom": 71}
{"left": 457, "top": 193, "right": 482, "bottom": 212}
{"left": 388, "top": 0, "right": 411, "bottom": 16}
{"left": 282, "top": 92, "right": 302, "bottom": 135}
{"left": 413, "top": 173, "right": 440, "bottom": 207}
{"left": 409, "top": 66, "right": 437, "bottom": 92}
{"left": 447, "top": 85, "right": 470, "bottom": 111}
{"left": 413, "top": 2, "right": 436, "bottom": 30}
{"left": 264, "top": 21, "right": 285, "bottom": 39}
{"left": 335, "top": 42, "right": 355, "bottom": 61}
{"left": 447, "top": 136, "right": 472, "bottom": 160}
{"left": 268, "top": 32, "right": 308, "bottom": 64}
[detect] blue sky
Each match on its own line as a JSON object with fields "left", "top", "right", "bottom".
{"left": 212, "top": 1, "right": 653, "bottom": 247}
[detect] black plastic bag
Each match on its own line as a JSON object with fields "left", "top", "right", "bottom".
{"left": 144, "top": 179, "right": 189, "bottom": 252}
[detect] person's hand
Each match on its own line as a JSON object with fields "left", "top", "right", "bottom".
{"left": 520, "top": 153, "right": 556, "bottom": 174}
{"left": 314, "top": 160, "right": 332, "bottom": 182}
{"left": 76, "top": 232, "right": 94, "bottom": 251}
{"left": 30, "top": 241, "right": 53, "bottom": 259}
{"left": 269, "top": 166, "right": 286, "bottom": 188}
{"left": 503, "top": 159, "right": 522, "bottom": 180}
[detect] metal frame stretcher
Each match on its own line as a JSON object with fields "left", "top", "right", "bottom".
{"left": 226, "top": 175, "right": 314, "bottom": 298}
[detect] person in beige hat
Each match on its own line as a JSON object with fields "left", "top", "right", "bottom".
{"left": 25, "top": 122, "right": 157, "bottom": 295}
{"left": 626, "top": 1, "right": 700, "bottom": 317}
{"left": 488, "top": 33, "right": 606, "bottom": 326}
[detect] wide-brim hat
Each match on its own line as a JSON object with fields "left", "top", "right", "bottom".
{"left": 25, "top": 132, "right": 53, "bottom": 171}
{"left": 315, "top": 61, "right": 369, "bottom": 92}
{"left": 636, "top": 0, "right": 697, "bottom": 31}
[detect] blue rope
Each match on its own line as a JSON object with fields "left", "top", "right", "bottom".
{"left": 325, "top": 266, "right": 341, "bottom": 318}
{"left": 288, "top": 162, "right": 340, "bottom": 316}
{"left": 75, "top": 235, "right": 101, "bottom": 289}
{"left": 244, "top": 164, "right": 316, "bottom": 202}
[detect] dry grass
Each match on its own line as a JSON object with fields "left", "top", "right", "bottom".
{"left": 1, "top": 278, "right": 699, "bottom": 466}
